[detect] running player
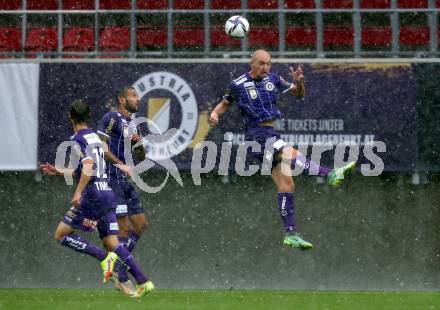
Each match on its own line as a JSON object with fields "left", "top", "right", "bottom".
{"left": 209, "top": 49, "right": 355, "bottom": 250}
{"left": 40, "top": 100, "right": 154, "bottom": 297}
{"left": 97, "top": 86, "right": 148, "bottom": 294}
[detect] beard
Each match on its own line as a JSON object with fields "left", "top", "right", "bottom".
{"left": 126, "top": 102, "right": 138, "bottom": 113}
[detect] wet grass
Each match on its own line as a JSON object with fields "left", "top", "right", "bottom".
{"left": 0, "top": 289, "right": 439, "bottom": 310}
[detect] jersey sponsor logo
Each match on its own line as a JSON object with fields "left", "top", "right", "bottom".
{"left": 105, "top": 118, "right": 115, "bottom": 135}
{"left": 247, "top": 87, "right": 258, "bottom": 99}
{"left": 83, "top": 133, "right": 101, "bottom": 145}
{"left": 243, "top": 81, "right": 255, "bottom": 87}
{"left": 265, "top": 82, "right": 274, "bottom": 91}
{"left": 82, "top": 218, "right": 98, "bottom": 230}
{"left": 133, "top": 71, "right": 208, "bottom": 160}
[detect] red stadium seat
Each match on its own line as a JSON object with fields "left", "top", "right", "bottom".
{"left": 100, "top": 0, "right": 130, "bottom": 9}
{"left": 324, "top": 26, "right": 353, "bottom": 46}
{"left": 362, "top": 26, "right": 391, "bottom": 45}
{"left": 0, "top": 28, "right": 21, "bottom": 51}
{"left": 286, "top": 26, "right": 316, "bottom": 46}
{"left": 25, "top": 28, "right": 57, "bottom": 52}
{"left": 322, "top": 0, "right": 352, "bottom": 8}
{"left": 137, "top": 0, "right": 168, "bottom": 9}
{"left": 63, "top": 0, "right": 94, "bottom": 10}
{"left": 400, "top": 26, "right": 429, "bottom": 45}
{"left": 174, "top": 27, "right": 204, "bottom": 46}
{"left": 249, "top": 26, "right": 279, "bottom": 47}
{"left": 284, "top": 0, "right": 315, "bottom": 8}
{"left": 173, "top": 0, "right": 203, "bottom": 9}
{"left": 360, "top": 0, "right": 390, "bottom": 8}
{"left": 63, "top": 27, "right": 94, "bottom": 54}
{"left": 137, "top": 27, "right": 167, "bottom": 47}
{"left": 27, "top": 0, "right": 58, "bottom": 9}
{"left": 248, "top": 0, "right": 278, "bottom": 9}
{"left": 398, "top": 0, "right": 427, "bottom": 8}
{"left": 211, "top": 0, "right": 241, "bottom": 9}
{"left": 0, "top": 0, "right": 20, "bottom": 10}
{"left": 99, "top": 27, "right": 129, "bottom": 55}
{"left": 210, "top": 26, "right": 241, "bottom": 46}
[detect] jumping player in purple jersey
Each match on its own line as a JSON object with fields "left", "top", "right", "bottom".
{"left": 97, "top": 86, "right": 148, "bottom": 294}
{"left": 209, "top": 49, "right": 355, "bottom": 249}
{"left": 40, "top": 100, "right": 154, "bottom": 297}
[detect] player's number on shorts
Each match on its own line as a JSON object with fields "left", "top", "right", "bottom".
{"left": 92, "top": 147, "right": 107, "bottom": 178}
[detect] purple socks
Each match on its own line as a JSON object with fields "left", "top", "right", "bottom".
{"left": 59, "top": 234, "right": 107, "bottom": 261}
{"left": 277, "top": 192, "right": 296, "bottom": 233}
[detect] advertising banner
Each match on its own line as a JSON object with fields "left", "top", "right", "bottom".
{"left": 38, "top": 63, "right": 416, "bottom": 172}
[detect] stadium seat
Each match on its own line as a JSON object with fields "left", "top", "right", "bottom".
{"left": 0, "top": 0, "right": 20, "bottom": 10}
{"left": 100, "top": 0, "right": 130, "bottom": 9}
{"left": 211, "top": 0, "right": 241, "bottom": 9}
{"left": 173, "top": 0, "right": 203, "bottom": 9}
{"left": 174, "top": 27, "right": 204, "bottom": 46}
{"left": 137, "top": 27, "right": 167, "bottom": 48}
{"left": 400, "top": 26, "right": 429, "bottom": 45}
{"left": 248, "top": 0, "right": 278, "bottom": 9}
{"left": 286, "top": 26, "right": 316, "bottom": 46}
{"left": 25, "top": 28, "right": 57, "bottom": 53}
{"left": 137, "top": 0, "right": 168, "bottom": 9}
{"left": 360, "top": 0, "right": 390, "bottom": 8}
{"left": 211, "top": 26, "right": 241, "bottom": 46}
{"left": 362, "top": 26, "right": 391, "bottom": 46}
{"left": 63, "top": 0, "right": 94, "bottom": 10}
{"left": 398, "top": 0, "right": 427, "bottom": 8}
{"left": 284, "top": 0, "right": 315, "bottom": 8}
{"left": 99, "top": 27, "right": 129, "bottom": 57}
{"left": 27, "top": 0, "right": 58, "bottom": 9}
{"left": 324, "top": 26, "right": 353, "bottom": 46}
{"left": 249, "top": 26, "right": 279, "bottom": 47}
{"left": 63, "top": 27, "right": 94, "bottom": 56}
{"left": 0, "top": 28, "right": 21, "bottom": 52}
{"left": 322, "top": 0, "right": 352, "bottom": 8}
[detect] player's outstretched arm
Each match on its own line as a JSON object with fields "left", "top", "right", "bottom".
{"left": 40, "top": 162, "right": 74, "bottom": 177}
{"left": 209, "top": 99, "right": 230, "bottom": 127}
{"left": 98, "top": 134, "right": 133, "bottom": 177}
{"left": 71, "top": 158, "right": 93, "bottom": 207}
{"left": 289, "top": 65, "right": 306, "bottom": 98}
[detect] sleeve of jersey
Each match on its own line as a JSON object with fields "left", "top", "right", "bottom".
{"left": 276, "top": 75, "right": 294, "bottom": 94}
{"left": 222, "top": 82, "right": 236, "bottom": 103}
{"left": 97, "top": 114, "right": 115, "bottom": 138}
{"left": 72, "top": 138, "right": 92, "bottom": 165}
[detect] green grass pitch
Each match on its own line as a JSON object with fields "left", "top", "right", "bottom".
{"left": 0, "top": 289, "right": 439, "bottom": 310}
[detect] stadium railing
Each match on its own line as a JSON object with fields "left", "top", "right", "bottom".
{"left": 0, "top": 0, "right": 438, "bottom": 58}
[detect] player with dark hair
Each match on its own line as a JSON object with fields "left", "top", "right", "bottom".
{"left": 40, "top": 100, "right": 154, "bottom": 297}
{"left": 97, "top": 86, "right": 148, "bottom": 294}
{"left": 209, "top": 50, "right": 355, "bottom": 250}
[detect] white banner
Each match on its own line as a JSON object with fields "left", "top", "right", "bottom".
{"left": 0, "top": 63, "right": 39, "bottom": 170}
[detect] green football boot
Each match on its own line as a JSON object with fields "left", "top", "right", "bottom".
{"left": 101, "top": 252, "right": 118, "bottom": 283}
{"left": 131, "top": 280, "right": 155, "bottom": 298}
{"left": 327, "top": 161, "right": 356, "bottom": 187}
{"left": 283, "top": 233, "right": 313, "bottom": 250}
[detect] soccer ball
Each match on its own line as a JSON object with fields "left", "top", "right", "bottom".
{"left": 225, "top": 15, "right": 249, "bottom": 39}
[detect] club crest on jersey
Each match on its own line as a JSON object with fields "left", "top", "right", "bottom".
{"left": 265, "top": 82, "right": 274, "bottom": 91}
{"left": 133, "top": 71, "right": 206, "bottom": 160}
{"left": 247, "top": 87, "right": 258, "bottom": 99}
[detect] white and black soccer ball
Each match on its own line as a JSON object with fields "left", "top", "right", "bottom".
{"left": 225, "top": 15, "right": 249, "bottom": 39}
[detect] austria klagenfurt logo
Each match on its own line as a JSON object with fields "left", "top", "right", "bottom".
{"left": 133, "top": 71, "right": 209, "bottom": 161}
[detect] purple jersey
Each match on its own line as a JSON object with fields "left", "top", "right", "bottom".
{"left": 71, "top": 128, "right": 108, "bottom": 182}
{"left": 97, "top": 111, "right": 137, "bottom": 180}
{"left": 64, "top": 128, "right": 118, "bottom": 236}
{"left": 223, "top": 72, "right": 293, "bottom": 129}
